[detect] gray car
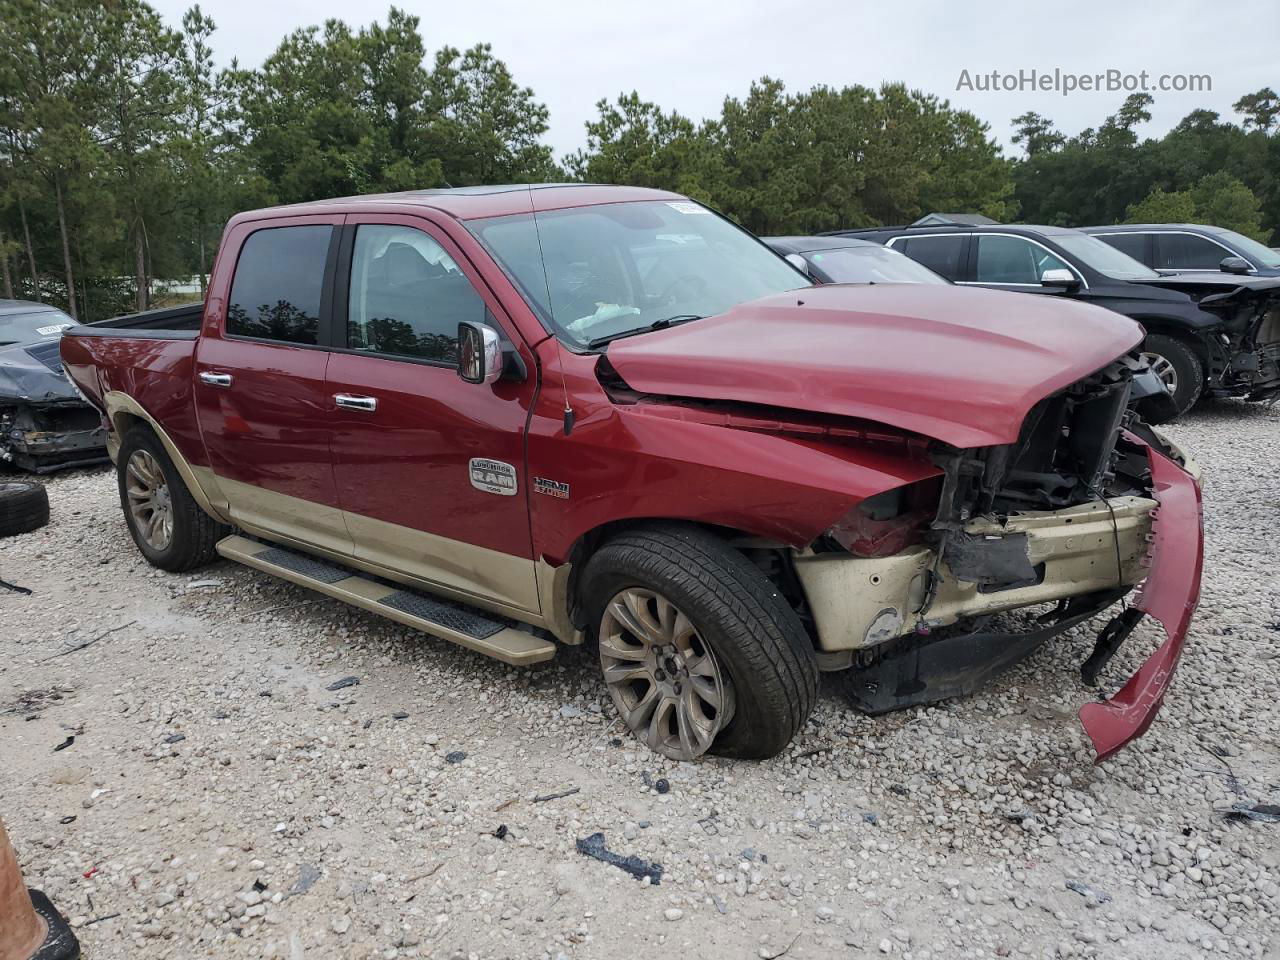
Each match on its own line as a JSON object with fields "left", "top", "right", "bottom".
{"left": 0, "top": 299, "right": 107, "bottom": 472}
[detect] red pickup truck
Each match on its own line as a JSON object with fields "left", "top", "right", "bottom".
{"left": 61, "top": 184, "right": 1203, "bottom": 763}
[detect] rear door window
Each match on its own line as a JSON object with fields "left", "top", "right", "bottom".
{"left": 226, "top": 225, "right": 333, "bottom": 345}
{"left": 1155, "top": 233, "right": 1231, "bottom": 270}
{"left": 1095, "top": 233, "right": 1148, "bottom": 264}
{"left": 896, "top": 235, "right": 966, "bottom": 279}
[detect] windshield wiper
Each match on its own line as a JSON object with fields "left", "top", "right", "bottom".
{"left": 587, "top": 315, "right": 705, "bottom": 349}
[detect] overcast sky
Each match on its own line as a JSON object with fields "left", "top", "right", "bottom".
{"left": 148, "top": 0, "right": 1276, "bottom": 160}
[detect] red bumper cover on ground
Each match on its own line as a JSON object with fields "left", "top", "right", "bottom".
{"left": 1079, "top": 442, "right": 1205, "bottom": 761}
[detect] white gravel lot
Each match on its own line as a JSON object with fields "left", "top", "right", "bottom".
{"left": 1, "top": 399, "right": 1278, "bottom": 960}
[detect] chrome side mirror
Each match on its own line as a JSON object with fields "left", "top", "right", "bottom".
{"left": 1219, "top": 256, "right": 1251, "bottom": 275}
{"left": 458, "top": 321, "right": 502, "bottom": 385}
{"left": 1041, "top": 267, "right": 1080, "bottom": 289}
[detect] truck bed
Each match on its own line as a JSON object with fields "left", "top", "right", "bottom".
{"left": 59, "top": 304, "right": 207, "bottom": 459}
{"left": 70, "top": 302, "right": 204, "bottom": 339}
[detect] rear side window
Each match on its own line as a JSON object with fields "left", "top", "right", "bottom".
{"left": 346, "top": 224, "right": 486, "bottom": 363}
{"left": 1155, "top": 233, "right": 1230, "bottom": 270}
{"left": 897, "top": 235, "right": 965, "bottom": 279}
{"left": 1095, "top": 233, "right": 1147, "bottom": 263}
{"left": 226, "top": 226, "right": 333, "bottom": 345}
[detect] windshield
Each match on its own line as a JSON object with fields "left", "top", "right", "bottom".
{"left": 1214, "top": 229, "right": 1280, "bottom": 268}
{"left": 1054, "top": 233, "right": 1160, "bottom": 280}
{"left": 0, "top": 308, "right": 74, "bottom": 346}
{"left": 468, "top": 200, "right": 810, "bottom": 348}
{"left": 806, "top": 245, "right": 948, "bottom": 284}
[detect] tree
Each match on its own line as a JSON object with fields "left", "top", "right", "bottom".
{"left": 0, "top": 0, "right": 111, "bottom": 318}
{"left": 1190, "top": 172, "right": 1269, "bottom": 241}
{"left": 97, "top": 0, "right": 184, "bottom": 310}
{"left": 430, "top": 43, "right": 556, "bottom": 185}
{"left": 1233, "top": 87, "right": 1280, "bottom": 133}
{"left": 565, "top": 93, "right": 701, "bottom": 192}
{"left": 569, "top": 79, "right": 1016, "bottom": 234}
{"left": 1011, "top": 111, "right": 1064, "bottom": 157}
{"left": 1125, "top": 173, "right": 1269, "bottom": 241}
{"left": 1125, "top": 186, "right": 1196, "bottom": 223}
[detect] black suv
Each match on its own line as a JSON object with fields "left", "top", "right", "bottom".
{"left": 1080, "top": 223, "right": 1280, "bottom": 278}
{"left": 826, "top": 223, "right": 1280, "bottom": 420}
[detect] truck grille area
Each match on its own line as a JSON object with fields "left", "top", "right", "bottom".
{"left": 935, "top": 355, "right": 1146, "bottom": 526}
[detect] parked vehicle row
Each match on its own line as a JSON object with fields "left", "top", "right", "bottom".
{"left": 821, "top": 222, "right": 1280, "bottom": 419}
{"left": 57, "top": 185, "right": 1204, "bottom": 764}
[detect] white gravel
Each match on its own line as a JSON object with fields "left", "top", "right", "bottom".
{"left": 1, "top": 399, "right": 1277, "bottom": 960}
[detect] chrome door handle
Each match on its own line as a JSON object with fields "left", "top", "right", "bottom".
{"left": 334, "top": 393, "right": 378, "bottom": 412}
{"left": 199, "top": 371, "right": 233, "bottom": 387}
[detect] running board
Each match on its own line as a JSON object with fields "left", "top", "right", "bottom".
{"left": 216, "top": 535, "right": 555, "bottom": 666}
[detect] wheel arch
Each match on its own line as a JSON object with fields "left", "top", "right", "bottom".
{"left": 1131, "top": 318, "right": 1209, "bottom": 367}
{"left": 544, "top": 516, "right": 805, "bottom": 647}
{"left": 103, "top": 391, "right": 232, "bottom": 524}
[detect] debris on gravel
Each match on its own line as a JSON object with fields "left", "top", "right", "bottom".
{"left": 0, "top": 400, "right": 1277, "bottom": 958}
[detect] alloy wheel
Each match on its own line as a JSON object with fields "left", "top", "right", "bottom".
{"left": 598, "top": 587, "right": 734, "bottom": 761}
{"left": 125, "top": 449, "right": 173, "bottom": 551}
{"left": 1141, "top": 351, "right": 1179, "bottom": 397}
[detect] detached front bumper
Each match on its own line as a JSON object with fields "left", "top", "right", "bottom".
{"left": 1078, "top": 441, "right": 1203, "bottom": 760}
{"left": 796, "top": 438, "right": 1203, "bottom": 761}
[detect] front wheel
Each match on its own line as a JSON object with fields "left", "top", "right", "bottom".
{"left": 1140, "top": 334, "right": 1204, "bottom": 422}
{"left": 581, "top": 524, "right": 818, "bottom": 761}
{"left": 117, "top": 426, "right": 228, "bottom": 571}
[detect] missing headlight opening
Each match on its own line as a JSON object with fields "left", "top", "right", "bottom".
{"left": 800, "top": 354, "right": 1164, "bottom": 683}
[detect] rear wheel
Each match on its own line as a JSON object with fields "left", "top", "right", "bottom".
{"left": 117, "top": 427, "right": 228, "bottom": 571}
{"left": 581, "top": 524, "right": 818, "bottom": 761}
{"left": 1140, "top": 334, "right": 1204, "bottom": 421}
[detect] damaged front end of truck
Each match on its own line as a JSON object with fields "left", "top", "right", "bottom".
{"left": 794, "top": 355, "right": 1203, "bottom": 761}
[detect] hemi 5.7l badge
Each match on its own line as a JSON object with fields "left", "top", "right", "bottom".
{"left": 533, "top": 477, "right": 570, "bottom": 500}
{"left": 469, "top": 458, "right": 517, "bottom": 496}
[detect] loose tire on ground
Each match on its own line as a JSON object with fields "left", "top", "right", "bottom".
{"left": 1141, "top": 334, "right": 1205, "bottom": 422}
{"left": 580, "top": 523, "right": 818, "bottom": 760}
{"left": 117, "top": 426, "right": 228, "bottom": 571}
{"left": 0, "top": 480, "right": 50, "bottom": 537}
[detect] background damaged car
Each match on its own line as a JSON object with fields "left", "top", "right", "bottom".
{"left": 0, "top": 300, "right": 108, "bottom": 473}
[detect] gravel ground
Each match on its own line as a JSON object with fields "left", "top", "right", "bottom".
{"left": 1, "top": 400, "right": 1278, "bottom": 960}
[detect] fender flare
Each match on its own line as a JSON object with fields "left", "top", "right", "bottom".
{"left": 103, "top": 391, "right": 232, "bottom": 524}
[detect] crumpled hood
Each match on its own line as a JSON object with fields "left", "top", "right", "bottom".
{"left": 605, "top": 284, "right": 1143, "bottom": 448}
{"left": 0, "top": 338, "right": 80, "bottom": 404}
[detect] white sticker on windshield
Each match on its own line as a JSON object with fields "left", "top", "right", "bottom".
{"left": 36, "top": 323, "right": 72, "bottom": 337}
{"left": 667, "top": 201, "right": 710, "bottom": 215}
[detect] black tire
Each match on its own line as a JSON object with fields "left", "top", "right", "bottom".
{"left": 581, "top": 523, "right": 818, "bottom": 760}
{"left": 1140, "top": 334, "right": 1204, "bottom": 422}
{"left": 117, "top": 426, "right": 228, "bottom": 571}
{"left": 0, "top": 480, "right": 50, "bottom": 537}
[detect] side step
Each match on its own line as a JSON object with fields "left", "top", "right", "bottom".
{"left": 216, "top": 535, "right": 555, "bottom": 666}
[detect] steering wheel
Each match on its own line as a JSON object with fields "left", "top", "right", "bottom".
{"left": 659, "top": 274, "right": 710, "bottom": 305}
{"left": 562, "top": 281, "right": 608, "bottom": 320}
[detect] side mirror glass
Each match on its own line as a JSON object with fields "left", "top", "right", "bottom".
{"left": 783, "top": 253, "right": 810, "bottom": 275}
{"left": 1219, "top": 256, "right": 1251, "bottom": 275}
{"left": 1041, "top": 267, "right": 1079, "bottom": 289}
{"left": 457, "top": 321, "right": 502, "bottom": 385}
